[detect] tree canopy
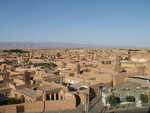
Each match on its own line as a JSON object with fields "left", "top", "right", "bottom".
{"left": 140, "top": 94, "right": 148, "bottom": 103}
{"left": 3, "top": 49, "right": 29, "bottom": 53}
{"left": 107, "top": 95, "right": 120, "bottom": 106}
{"left": 126, "top": 96, "right": 135, "bottom": 102}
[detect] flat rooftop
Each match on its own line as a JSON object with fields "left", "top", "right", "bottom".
{"left": 17, "top": 88, "right": 41, "bottom": 99}
{"left": 105, "top": 81, "right": 150, "bottom": 93}
{"left": 0, "top": 87, "right": 11, "bottom": 91}
{"left": 129, "top": 75, "right": 150, "bottom": 80}
{"left": 113, "top": 81, "right": 141, "bottom": 92}
{"left": 70, "top": 82, "right": 89, "bottom": 89}
{"left": 38, "top": 85, "right": 59, "bottom": 91}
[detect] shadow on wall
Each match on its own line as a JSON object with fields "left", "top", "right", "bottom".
{"left": 89, "top": 88, "right": 96, "bottom": 102}
{"left": 74, "top": 94, "right": 81, "bottom": 107}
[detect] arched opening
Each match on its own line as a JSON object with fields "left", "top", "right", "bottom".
{"left": 51, "top": 94, "right": 54, "bottom": 100}
{"left": 15, "top": 94, "right": 17, "bottom": 99}
{"left": 89, "top": 88, "right": 96, "bottom": 101}
{"left": 30, "top": 77, "right": 33, "bottom": 80}
{"left": 46, "top": 94, "right": 50, "bottom": 100}
{"left": 20, "top": 95, "right": 25, "bottom": 103}
{"left": 56, "top": 93, "right": 58, "bottom": 100}
{"left": 33, "top": 88, "right": 37, "bottom": 90}
{"left": 74, "top": 94, "right": 81, "bottom": 107}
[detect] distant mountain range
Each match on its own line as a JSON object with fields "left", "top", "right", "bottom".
{"left": 0, "top": 42, "right": 102, "bottom": 49}
{"left": 0, "top": 42, "right": 139, "bottom": 49}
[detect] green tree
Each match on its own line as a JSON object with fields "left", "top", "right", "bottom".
{"left": 50, "top": 62, "right": 57, "bottom": 68}
{"left": 126, "top": 96, "right": 135, "bottom": 102}
{"left": 62, "top": 82, "right": 67, "bottom": 86}
{"left": 107, "top": 95, "right": 119, "bottom": 106}
{"left": 7, "top": 98, "right": 19, "bottom": 105}
{"left": 28, "top": 61, "right": 33, "bottom": 65}
{"left": 124, "top": 57, "right": 129, "bottom": 60}
{"left": 3, "top": 49, "right": 29, "bottom": 53}
{"left": 140, "top": 94, "right": 148, "bottom": 103}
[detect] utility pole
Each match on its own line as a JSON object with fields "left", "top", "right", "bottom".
{"left": 42, "top": 91, "right": 46, "bottom": 113}
{"left": 111, "top": 74, "right": 114, "bottom": 92}
{"left": 84, "top": 93, "right": 89, "bottom": 113}
{"left": 59, "top": 108, "right": 61, "bottom": 113}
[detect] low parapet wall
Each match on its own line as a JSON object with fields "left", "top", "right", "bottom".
{"left": 0, "top": 99, "right": 76, "bottom": 113}
{"left": 113, "top": 72, "right": 138, "bottom": 87}
{"left": 0, "top": 104, "right": 17, "bottom": 113}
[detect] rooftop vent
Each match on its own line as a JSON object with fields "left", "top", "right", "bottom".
{"left": 108, "top": 89, "right": 112, "bottom": 92}
{"left": 136, "top": 86, "right": 141, "bottom": 89}
{"left": 125, "top": 88, "right": 130, "bottom": 91}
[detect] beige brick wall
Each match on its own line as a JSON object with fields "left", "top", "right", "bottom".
{"left": 0, "top": 99, "right": 76, "bottom": 113}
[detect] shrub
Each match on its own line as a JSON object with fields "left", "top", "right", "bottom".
{"left": 7, "top": 98, "right": 19, "bottom": 105}
{"left": 62, "top": 82, "right": 67, "bottom": 86}
{"left": 79, "top": 87, "right": 87, "bottom": 90}
{"left": 50, "top": 62, "right": 57, "bottom": 68}
{"left": 3, "top": 49, "right": 29, "bottom": 53}
{"left": 28, "top": 61, "right": 33, "bottom": 65}
{"left": 124, "top": 57, "right": 129, "bottom": 60}
{"left": 126, "top": 96, "right": 135, "bottom": 102}
{"left": 107, "top": 95, "right": 119, "bottom": 106}
{"left": 140, "top": 94, "right": 148, "bottom": 103}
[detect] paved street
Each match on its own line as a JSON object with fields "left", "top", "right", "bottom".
{"left": 88, "top": 95, "right": 104, "bottom": 113}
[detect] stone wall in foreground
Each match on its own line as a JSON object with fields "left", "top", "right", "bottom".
{"left": 0, "top": 99, "right": 76, "bottom": 113}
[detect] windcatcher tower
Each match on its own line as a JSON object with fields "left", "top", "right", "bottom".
{"left": 23, "top": 71, "right": 31, "bottom": 88}
{"left": 115, "top": 56, "right": 121, "bottom": 73}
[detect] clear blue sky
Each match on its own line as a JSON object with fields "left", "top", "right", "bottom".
{"left": 0, "top": 0, "right": 150, "bottom": 47}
